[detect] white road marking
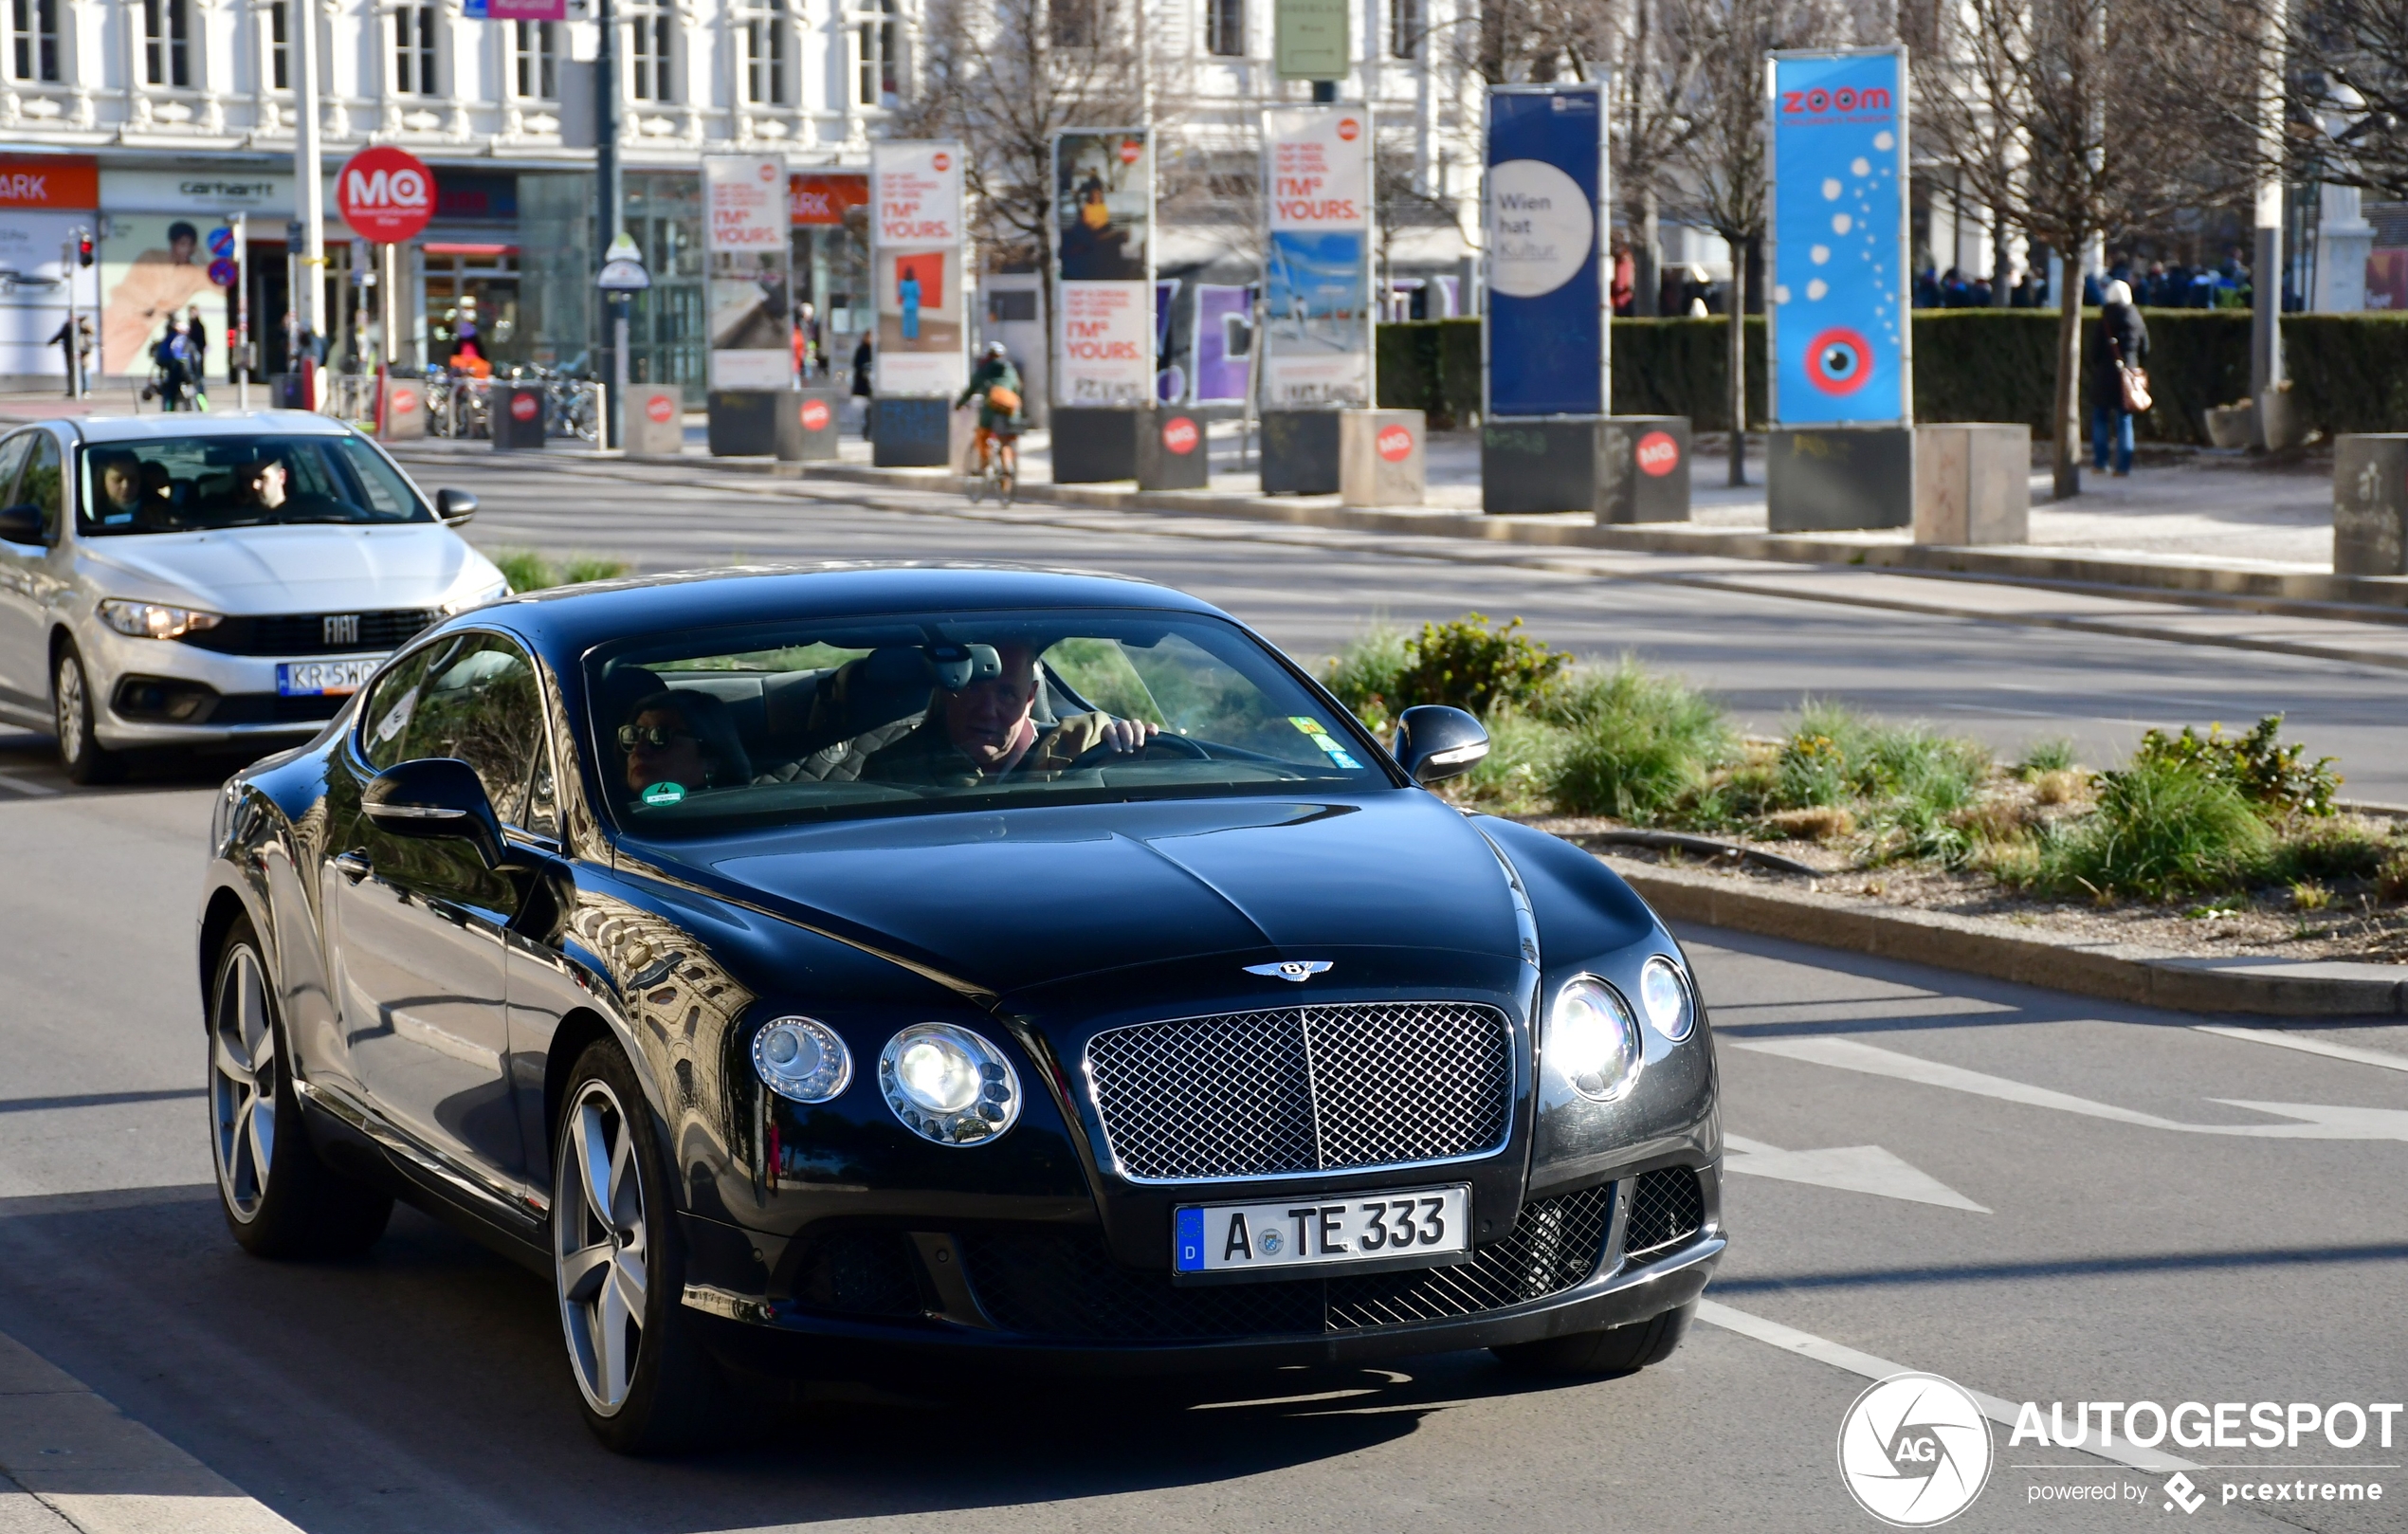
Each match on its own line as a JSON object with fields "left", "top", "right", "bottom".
{"left": 0, "top": 773, "right": 58, "bottom": 798}
{"left": 1723, "top": 1135, "right": 1990, "bottom": 1212}
{"left": 2194, "top": 1024, "right": 2408, "bottom": 1076}
{"left": 1695, "top": 1300, "right": 2198, "bottom": 1475}
{"left": 1729, "top": 1035, "right": 2408, "bottom": 1141}
{"left": 0, "top": 1328, "right": 300, "bottom": 1533}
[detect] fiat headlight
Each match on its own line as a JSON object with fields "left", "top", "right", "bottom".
{"left": 751, "top": 1016, "right": 852, "bottom": 1104}
{"left": 1638, "top": 957, "right": 1695, "bottom": 1042}
{"left": 880, "top": 1023, "right": 1020, "bottom": 1145}
{"left": 1548, "top": 977, "right": 1642, "bottom": 1103}
{"left": 441, "top": 579, "right": 510, "bottom": 616}
{"left": 98, "top": 598, "right": 222, "bottom": 640}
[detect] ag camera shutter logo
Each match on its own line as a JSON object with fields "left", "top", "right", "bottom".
{"left": 1837, "top": 1373, "right": 1994, "bottom": 1526}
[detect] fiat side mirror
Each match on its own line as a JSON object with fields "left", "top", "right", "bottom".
{"left": 1393, "top": 705, "right": 1491, "bottom": 785}
{"left": 436, "top": 488, "right": 479, "bottom": 523}
{"left": 364, "top": 758, "right": 505, "bottom": 868}
{"left": 0, "top": 503, "right": 44, "bottom": 544}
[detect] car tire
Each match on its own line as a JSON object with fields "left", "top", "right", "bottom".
{"left": 1490, "top": 1300, "right": 1695, "bottom": 1378}
{"left": 208, "top": 917, "right": 394, "bottom": 1259}
{"left": 53, "top": 643, "right": 121, "bottom": 785}
{"left": 553, "top": 1040, "right": 724, "bottom": 1454}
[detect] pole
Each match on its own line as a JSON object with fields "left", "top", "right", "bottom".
{"left": 2251, "top": 0, "right": 2287, "bottom": 406}
{"left": 60, "top": 233, "right": 77, "bottom": 399}
{"left": 295, "top": 0, "right": 325, "bottom": 411}
{"left": 596, "top": 0, "right": 626, "bottom": 448}
{"left": 232, "top": 211, "right": 249, "bottom": 411}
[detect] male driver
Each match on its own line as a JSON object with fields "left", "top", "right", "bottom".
{"left": 865, "top": 643, "right": 1155, "bottom": 783}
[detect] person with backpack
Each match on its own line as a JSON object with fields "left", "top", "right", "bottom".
{"left": 955, "top": 341, "right": 1023, "bottom": 485}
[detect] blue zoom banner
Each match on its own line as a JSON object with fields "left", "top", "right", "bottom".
{"left": 1769, "top": 50, "right": 1909, "bottom": 425}
{"left": 1485, "top": 85, "right": 1605, "bottom": 417}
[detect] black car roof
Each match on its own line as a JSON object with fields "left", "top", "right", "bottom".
{"left": 472, "top": 562, "right": 1228, "bottom": 659}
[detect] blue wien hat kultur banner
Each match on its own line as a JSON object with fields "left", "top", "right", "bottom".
{"left": 1484, "top": 84, "right": 1607, "bottom": 418}
{"left": 1768, "top": 50, "right": 1911, "bottom": 427}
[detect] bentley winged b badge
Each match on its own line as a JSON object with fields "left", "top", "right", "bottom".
{"left": 1244, "top": 960, "right": 1334, "bottom": 982}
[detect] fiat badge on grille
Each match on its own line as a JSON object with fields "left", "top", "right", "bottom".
{"left": 1244, "top": 960, "right": 1333, "bottom": 982}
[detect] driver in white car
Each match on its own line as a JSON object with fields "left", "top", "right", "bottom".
{"left": 864, "top": 642, "right": 1156, "bottom": 782}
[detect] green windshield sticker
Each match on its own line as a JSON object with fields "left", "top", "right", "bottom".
{"left": 1287, "top": 715, "right": 1363, "bottom": 771}
{"left": 640, "top": 781, "right": 687, "bottom": 807}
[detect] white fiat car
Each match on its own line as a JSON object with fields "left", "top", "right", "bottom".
{"left": 0, "top": 411, "right": 507, "bottom": 781}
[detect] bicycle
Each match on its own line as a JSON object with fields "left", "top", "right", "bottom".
{"left": 965, "top": 425, "right": 1018, "bottom": 505}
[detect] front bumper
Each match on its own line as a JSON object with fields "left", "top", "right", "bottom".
{"left": 679, "top": 1164, "right": 1722, "bottom": 1376}
{"left": 79, "top": 621, "right": 377, "bottom": 749}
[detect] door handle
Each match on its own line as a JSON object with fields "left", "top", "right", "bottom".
{"left": 330, "top": 850, "right": 373, "bottom": 884}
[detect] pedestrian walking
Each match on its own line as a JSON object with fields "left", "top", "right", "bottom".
{"left": 2092, "top": 278, "right": 2149, "bottom": 479}
{"left": 46, "top": 315, "right": 81, "bottom": 395}
{"left": 850, "top": 331, "right": 873, "bottom": 436}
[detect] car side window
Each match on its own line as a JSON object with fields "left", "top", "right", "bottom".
{"left": 0, "top": 433, "right": 32, "bottom": 525}
{"left": 18, "top": 434, "right": 62, "bottom": 542}
{"left": 359, "top": 647, "right": 439, "bottom": 773}
{"left": 390, "top": 633, "right": 548, "bottom": 830}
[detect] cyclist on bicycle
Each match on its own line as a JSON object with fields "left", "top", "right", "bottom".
{"left": 957, "top": 341, "right": 1023, "bottom": 479}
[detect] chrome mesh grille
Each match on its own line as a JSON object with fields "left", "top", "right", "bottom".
{"left": 1085, "top": 1002, "right": 1514, "bottom": 1182}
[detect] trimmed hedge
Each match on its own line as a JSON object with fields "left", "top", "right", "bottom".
{"left": 1374, "top": 310, "right": 2408, "bottom": 444}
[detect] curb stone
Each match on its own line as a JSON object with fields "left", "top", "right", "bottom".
{"left": 1603, "top": 854, "right": 2408, "bottom": 1018}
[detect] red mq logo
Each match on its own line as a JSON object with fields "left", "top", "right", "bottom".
{"left": 1161, "top": 416, "right": 1199, "bottom": 455}
{"left": 800, "top": 399, "right": 832, "bottom": 431}
{"left": 1635, "top": 430, "right": 1679, "bottom": 475}
{"left": 1376, "top": 424, "right": 1414, "bottom": 462}
{"left": 510, "top": 393, "right": 539, "bottom": 422}
{"left": 646, "top": 394, "right": 676, "bottom": 424}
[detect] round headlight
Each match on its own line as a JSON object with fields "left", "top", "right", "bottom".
{"left": 751, "top": 1016, "right": 852, "bottom": 1104}
{"left": 1638, "top": 957, "right": 1694, "bottom": 1042}
{"left": 879, "top": 1024, "right": 1020, "bottom": 1145}
{"left": 1549, "top": 977, "right": 1642, "bottom": 1103}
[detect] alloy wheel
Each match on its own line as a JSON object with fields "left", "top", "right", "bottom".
{"left": 555, "top": 1079, "right": 650, "bottom": 1415}
{"left": 53, "top": 651, "right": 85, "bottom": 765}
{"left": 209, "top": 945, "right": 278, "bottom": 1221}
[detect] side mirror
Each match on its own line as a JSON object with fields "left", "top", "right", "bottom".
{"left": 435, "top": 488, "right": 479, "bottom": 524}
{"left": 1393, "top": 705, "right": 1491, "bottom": 785}
{"left": 0, "top": 503, "right": 44, "bottom": 544}
{"left": 363, "top": 758, "right": 505, "bottom": 868}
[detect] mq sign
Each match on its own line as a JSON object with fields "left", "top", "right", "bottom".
{"left": 337, "top": 146, "right": 433, "bottom": 244}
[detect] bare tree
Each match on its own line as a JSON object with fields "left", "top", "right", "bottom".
{"left": 1660, "top": 0, "right": 1855, "bottom": 485}
{"left": 1456, "top": 0, "right": 1617, "bottom": 84}
{"left": 1612, "top": 0, "right": 1707, "bottom": 316}
{"left": 1915, "top": 0, "right": 2253, "bottom": 499}
{"left": 2294, "top": 0, "right": 2408, "bottom": 198}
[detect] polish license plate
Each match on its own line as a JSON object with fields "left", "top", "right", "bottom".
{"left": 1173, "top": 1182, "right": 1471, "bottom": 1280}
{"left": 276, "top": 657, "right": 382, "bottom": 697}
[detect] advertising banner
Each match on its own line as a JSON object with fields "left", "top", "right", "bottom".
{"left": 1192, "top": 284, "right": 1251, "bottom": 403}
{"left": 1767, "top": 49, "right": 1909, "bottom": 427}
{"left": 100, "top": 214, "right": 229, "bottom": 378}
{"left": 1051, "top": 129, "right": 1152, "bottom": 406}
{"left": 703, "top": 154, "right": 794, "bottom": 390}
{"left": 1262, "top": 105, "right": 1373, "bottom": 411}
{"left": 1483, "top": 82, "right": 1607, "bottom": 418}
{"left": 870, "top": 141, "right": 967, "bottom": 396}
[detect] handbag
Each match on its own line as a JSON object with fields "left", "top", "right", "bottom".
{"left": 2118, "top": 364, "right": 2152, "bottom": 414}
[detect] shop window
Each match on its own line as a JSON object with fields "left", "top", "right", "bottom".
{"left": 10, "top": 0, "right": 57, "bottom": 82}
{"left": 744, "top": 0, "right": 788, "bottom": 105}
{"left": 142, "top": 0, "right": 189, "bottom": 86}
{"left": 1049, "top": 0, "right": 1093, "bottom": 47}
{"left": 513, "top": 19, "right": 556, "bottom": 100}
{"left": 268, "top": 0, "right": 288, "bottom": 88}
{"left": 856, "top": 0, "right": 896, "bottom": 105}
{"left": 394, "top": 4, "right": 435, "bottom": 95}
{"left": 1204, "top": 0, "right": 1241, "bottom": 55}
{"left": 629, "top": 3, "right": 673, "bottom": 101}
{"left": 1388, "top": 0, "right": 1419, "bottom": 55}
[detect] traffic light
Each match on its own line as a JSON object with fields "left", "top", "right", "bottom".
{"left": 74, "top": 230, "right": 92, "bottom": 266}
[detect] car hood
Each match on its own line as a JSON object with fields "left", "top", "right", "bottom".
{"left": 78, "top": 522, "right": 493, "bottom": 612}
{"left": 650, "top": 792, "right": 1526, "bottom": 998}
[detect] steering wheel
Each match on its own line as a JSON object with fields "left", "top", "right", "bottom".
{"left": 1066, "top": 730, "right": 1211, "bottom": 771}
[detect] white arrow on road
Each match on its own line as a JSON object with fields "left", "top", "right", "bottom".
{"left": 1723, "top": 1134, "right": 1990, "bottom": 1212}
{"left": 1730, "top": 1035, "right": 2408, "bottom": 1141}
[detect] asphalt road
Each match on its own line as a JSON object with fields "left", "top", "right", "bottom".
{"left": 2, "top": 475, "right": 2404, "bottom": 1531}
{"left": 412, "top": 453, "right": 2408, "bottom": 801}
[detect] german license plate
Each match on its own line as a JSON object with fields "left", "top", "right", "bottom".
{"left": 276, "top": 657, "right": 381, "bottom": 697}
{"left": 1174, "top": 1182, "right": 1471, "bottom": 1279}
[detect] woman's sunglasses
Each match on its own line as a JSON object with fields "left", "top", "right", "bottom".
{"left": 617, "top": 723, "right": 695, "bottom": 750}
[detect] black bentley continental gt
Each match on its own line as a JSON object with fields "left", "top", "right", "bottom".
{"left": 198, "top": 564, "right": 1723, "bottom": 1452}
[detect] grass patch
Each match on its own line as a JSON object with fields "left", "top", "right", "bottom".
{"left": 2034, "top": 757, "right": 2273, "bottom": 900}
{"left": 1537, "top": 658, "right": 1736, "bottom": 825}
{"left": 484, "top": 547, "right": 632, "bottom": 593}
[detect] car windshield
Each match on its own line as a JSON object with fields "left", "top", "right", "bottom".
{"left": 586, "top": 608, "right": 1395, "bottom": 835}
{"left": 78, "top": 432, "right": 429, "bottom": 536}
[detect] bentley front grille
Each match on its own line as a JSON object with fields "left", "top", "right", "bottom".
{"left": 1084, "top": 1001, "right": 1515, "bottom": 1182}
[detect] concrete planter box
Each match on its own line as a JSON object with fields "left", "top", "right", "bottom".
{"left": 1261, "top": 411, "right": 1341, "bottom": 495}
{"left": 1912, "top": 423, "right": 2029, "bottom": 544}
{"left": 492, "top": 385, "right": 547, "bottom": 450}
{"left": 1051, "top": 407, "right": 1141, "bottom": 482}
{"left": 1767, "top": 427, "right": 1913, "bottom": 531}
{"left": 626, "top": 383, "right": 684, "bottom": 455}
{"left": 1340, "top": 410, "right": 1424, "bottom": 507}
{"left": 2334, "top": 433, "right": 2408, "bottom": 576}
{"left": 1137, "top": 408, "right": 1212, "bottom": 490}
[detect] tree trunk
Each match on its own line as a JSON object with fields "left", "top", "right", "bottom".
{"left": 1990, "top": 210, "right": 2011, "bottom": 309}
{"left": 1727, "top": 277, "right": 1747, "bottom": 487}
{"left": 2052, "top": 245, "right": 2084, "bottom": 500}
{"left": 1635, "top": 187, "right": 1661, "bottom": 318}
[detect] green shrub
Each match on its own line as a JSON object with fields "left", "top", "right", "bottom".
{"left": 2268, "top": 818, "right": 2389, "bottom": 885}
{"left": 484, "top": 548, "right": 631, "bottom": 593}
{"left": 2037, "top": 757, "right": 2273, "bottom": 899}
{"left": 1395, "top": 613, "right": 1571, "bottom": 718}
{"left": 558, "top": 554, "right": 633, "bottom": 585}
{"left": 1776, "top": 733, "right": 1851, "bottom": 808}
{"left": 2016, "top": 738, "right": 2078, "bottom": 777}
{"left": 2127, "top": 716, "right": 2341, "bottom": 818}
{"left": 1450, "top": 711, "right": 1568, "bottom": 815}
{"left": 1541, "top": 659, "right": 1735, "bottom": 823}
{"left": 1321, "top": 625, "right": 1414, "bottom": 729}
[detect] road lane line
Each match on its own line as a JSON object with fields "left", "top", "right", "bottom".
{"left": 1729, "top": 1035, "right": 2408, "bottom": 1140}
{"left": 0, "top": 773, "right": 57, "bottom": 798}
{"left": 1694, "top": 1300, "right": 2198, "bottom": 1475}
{"left": 2194, "top": 1024, "right": 2408, "bottom": 1075}
{"left": 0, "top": 1328, "right": 300, "bottom": 1534}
